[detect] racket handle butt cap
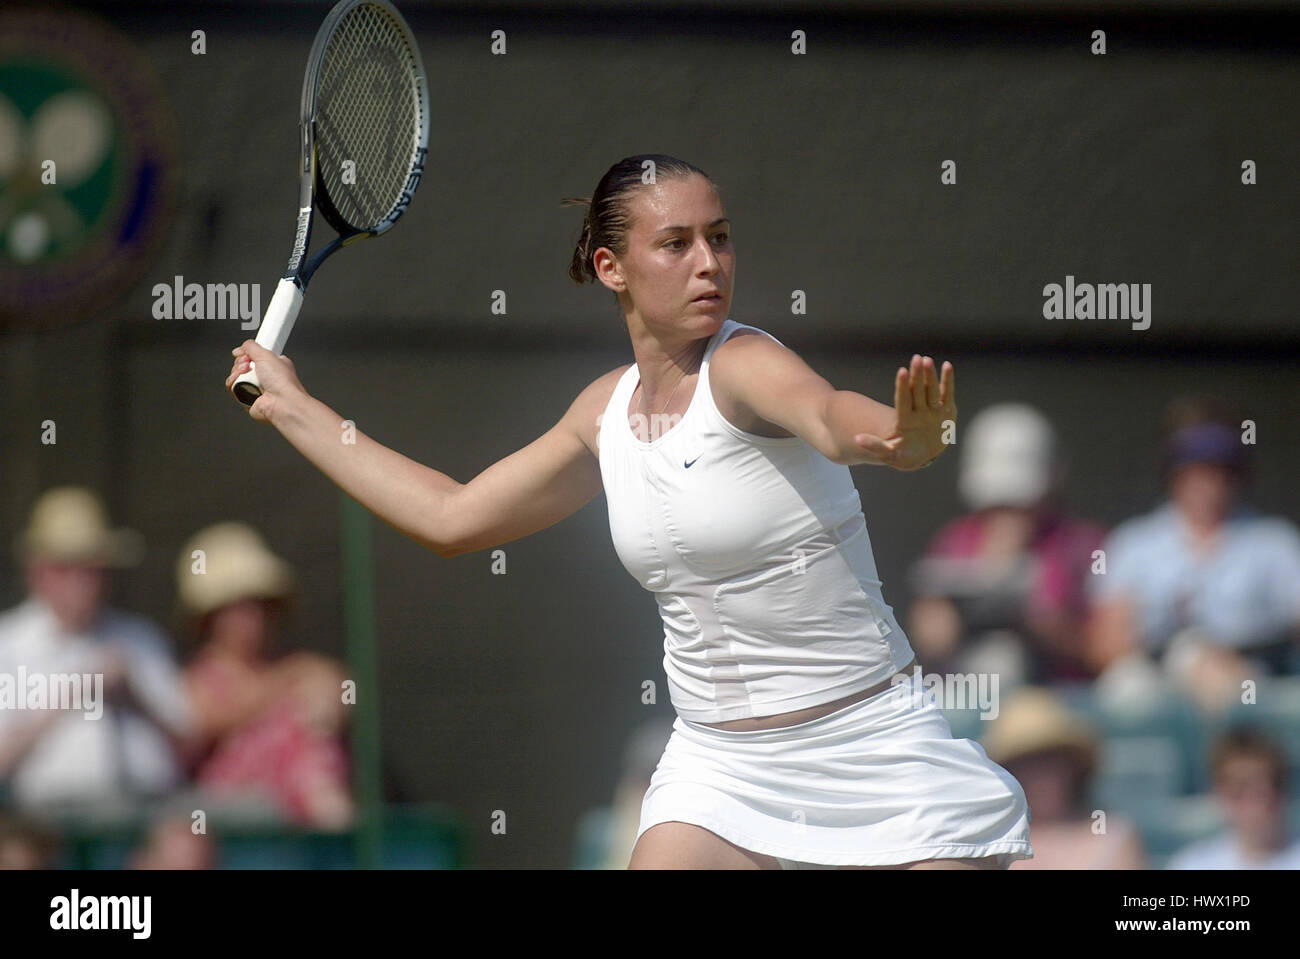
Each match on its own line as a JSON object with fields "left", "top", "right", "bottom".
{"left": 232, "top": 367, "right": 263, "bottom": 407}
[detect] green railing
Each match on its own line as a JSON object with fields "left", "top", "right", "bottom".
{"left": 48, "top": 802, "right": 468, "bottom": 870}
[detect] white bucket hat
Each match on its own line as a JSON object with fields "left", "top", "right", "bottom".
{"left": 984, "top": 686, "right": 1099, "bottom": 778}
{"left": 18, "top": 486, "right": 142, "bottom": 567}
{"left": 175, "top": 522, "right": 295, "bottom": 619}
{"left": 958, "top": 403, "right": 1057, "bottom": 510}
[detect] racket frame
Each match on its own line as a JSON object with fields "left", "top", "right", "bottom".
{"left": 232, "top": 0, "right": 429, "bottom": 407}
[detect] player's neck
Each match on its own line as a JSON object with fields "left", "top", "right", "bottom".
{"left": 630, "top": 337, "right": 706, "bottom": 405}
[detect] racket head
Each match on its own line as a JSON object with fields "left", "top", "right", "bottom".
{"left": 303, "top": 0, "right": 429, "bottom": 240}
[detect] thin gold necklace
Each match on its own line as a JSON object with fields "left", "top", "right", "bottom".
{"left": 641, "top": 352, "right": 699, "bottom": 418}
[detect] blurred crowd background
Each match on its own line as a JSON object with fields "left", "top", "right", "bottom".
{"left": 1, "top": 0, "right": 1296, "bottom": 868}
{"left": 6, "top": 389, "right": 1298, "bottom": 869}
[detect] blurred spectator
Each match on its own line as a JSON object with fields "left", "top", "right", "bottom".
{"left": 1087, "top": 396, "right": 1300, "bottom": 683}
{"left": 0, "top": 487, "right": 197, "bottom": 812}
{"left": 1166, "top": 725, "right": 1300, "bottom": 869}
{"left": 597, "top": 718, "right": 674, "bottom": 869}
{"left": 907, "top": 404, "right": 1106, "bottom": 687}
{"left": 177, "top": 522, "right": 353, "bottom": 830}
{"left": 0, "top": 813, "right": 58, "bottom": 869}
{"left": 985, "top": 687, "right": 1145, "bottom": 869}
{"left": 128, "top": 811, "right": 217, "bottom": 869}
{"left": 1161, "top": 627, "right": 1256, "bottom": 717}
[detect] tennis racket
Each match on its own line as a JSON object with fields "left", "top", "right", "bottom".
{"left": 231, "top": 0, "right": 429, "bottom": 406}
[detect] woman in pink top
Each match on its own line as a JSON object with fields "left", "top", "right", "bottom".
{"left": 178, "top": 522, "right": 353, "bottom": 830}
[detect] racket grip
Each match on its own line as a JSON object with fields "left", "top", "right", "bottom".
{"left": 232, "top": 278, "right": 304, "bottom": 407}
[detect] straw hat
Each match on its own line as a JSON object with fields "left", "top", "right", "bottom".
{"left": 983, "top": 686, "right": 1099, "bottom": 777}
{"left": 959, "top": 404, "right": 1057, "bottom": 510}
{"left": 175, "top": 522, "right": 295, "bottom": 619}
{"left": 18, "top": 486, "right": 142, "bottom": 567}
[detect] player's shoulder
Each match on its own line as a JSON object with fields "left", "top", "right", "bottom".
{"left": 564, "top": 363, "right": 631, "bottom": 417}
{"left": 708, "top": 323, "right": 799, "bottom": 396}
{"left": 711, "top": 323, "right": 786, "bottom": 363}
{"left": 596, "top": 362, "right": 635, "bottom": 390}
{"left": 578, "top": 363, "right": 633, "bottom": 411}
{"left": 565, "top": 363, "right": 634, "bottom": 455}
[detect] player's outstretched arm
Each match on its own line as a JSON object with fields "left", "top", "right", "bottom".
{"left": 847, "top": 353, "right": 956, "bottom": 471}
{"left": 710, "top": 336, "right": 955, "bottom": 470}
{"left": 227, "top": 341, "right": 606, "bottom": 558}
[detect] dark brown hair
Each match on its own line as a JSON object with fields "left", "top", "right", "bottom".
{"left": 1209, "top": 724, "right": 1287, "bottom": 793}
{"left": 561, "top": 154, "right": 714, "bottom": 286}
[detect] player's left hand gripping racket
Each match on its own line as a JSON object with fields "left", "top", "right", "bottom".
{"left": 232, "top": 0, "right": 429, "bottom": 406}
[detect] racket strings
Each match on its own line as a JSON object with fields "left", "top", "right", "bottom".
{"left": 316, "top": 3, "right": 424, "bottom": 232}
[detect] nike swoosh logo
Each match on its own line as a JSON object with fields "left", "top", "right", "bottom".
{"left": 684, "top": 455, "right": 701, "bottom": 468}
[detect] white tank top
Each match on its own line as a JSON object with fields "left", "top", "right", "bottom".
{"left": 597, "top": 318, "right": 915, "bottom": 723}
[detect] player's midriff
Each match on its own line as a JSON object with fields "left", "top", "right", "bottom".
{"left": 697, "top": 656, "right": 916, "bottom": 731}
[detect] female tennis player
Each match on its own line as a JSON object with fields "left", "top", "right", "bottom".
{"left": 227, "top": 154, "right": 1032, "bottom": 870}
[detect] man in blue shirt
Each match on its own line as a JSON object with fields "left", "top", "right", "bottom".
{"left": 1087, "top": 398, "right": 1300, "bottom": 677}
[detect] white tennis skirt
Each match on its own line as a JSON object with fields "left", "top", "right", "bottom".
{"left": 636, "top": 671, "right": 1033, "bottom": 868}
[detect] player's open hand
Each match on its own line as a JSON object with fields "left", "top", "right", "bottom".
{"left": 227, "top": 341, "right": 308, "bottom": 424}
{"left": 852, "top": 354, "right": 956, "bottom": 471}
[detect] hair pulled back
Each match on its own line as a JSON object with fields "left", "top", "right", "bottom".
{"left": 561, "top": 154, "right": 713, "bottom": 286}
